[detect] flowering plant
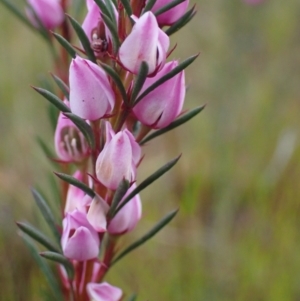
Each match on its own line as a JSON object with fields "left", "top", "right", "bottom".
{"left": 1, "top": 0, "right": 203, "bottom": 299}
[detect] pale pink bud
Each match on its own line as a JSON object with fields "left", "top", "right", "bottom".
{"left": 54, "top": 110, "right": 89, "bottom": 162}
{"left": 61, "top": 210, "right": 100, "bottom": 261}
{"left": 26, "top": 0, "right": 64, "bottom": 30}
{"left": 118, "top": 12, "right": 169, "bottom": 75}
{"left": 87, "top": 195, "right": 110, "bottom": 232}
{"left": 96, "top": 125, "right": 141, "bottom": 190}
{"left": 133, "top": 61, "right": 185, "bottom": 128}
{"left": 150, "top": 0, "right": 189, "bottom": 26}
{"left": 87, "top": 282, "right": 123, "bottom": 301}
{"left": 108, "top": 184, "right": 142, "bottom": 235}
{"left": 69, "top": 57, "right": 115, "bottom": 121}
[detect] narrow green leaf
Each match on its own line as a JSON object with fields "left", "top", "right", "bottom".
{"left": 131, "top": 62, "right": 149, "bottom": 105}
{"left": 143, "top": 0, "right": 157, "bottom": 12}
{"left": 52, "top": 32, "right": 77, "bottom": 58}
{"left": 165, "top": 6, "right": 196, "bottom": 36}
{"left": 31, "top": 188, "right": 61, "bottom": 244}
{"left": 134, "top": 55, "right": 198, "bottom": 105}
{"left": 64, "top": 112, "right": 95, "bottom": 149}
{"left": 40, "top": 251, "right": 74, "bottom": 279}
{"left": 120, "top": 0, "right": 132, "bottom": 17}
{"left": 33, "top": 86, "right": 71, "bottom": 113}
{"left": 100, "top": 63, "right": 129, "bottom": 106}
{"left": 107, "top": 179, "right": 130, "bottom": 219}
{"left": 114, "top": 155, "right": 181, "bottom": 215}
{"left": 127, "top": 294, "right": 137, "bottom": 301}
{"left": 140, "top": 105, "right": 206, "bottom": 145}
{"left": 51, "top": 73, "right": 70, "bottom": 100}
{"left": 94, "top": 0, "right": 112, "bottom": 21}
{"left": 67, "top": 15, "right": 96, "bottom": 63}
{"left": 101, "top": 13, "right": 120, "bottom": 54}
{"left": 17, "top": 222, "right": 61, "bottom": 253}
{"left": 154, "top": 0, "right": 185, "bottom": 16}
{"left": 104, "top": 0, "right": 117, "bottom": 24}
{"left": 36, "top": 136, "right": 56, "bottom": 161}
{"left": 54, "top": 172, "right": 95, "bottom": 198}
{"left": 111, "top": 209, "right": 178, "bottom": 265}
{"left": 20, "top": 234, "right": 63, "bottom": 300}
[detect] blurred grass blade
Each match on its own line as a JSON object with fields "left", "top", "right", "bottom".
{"left": 135, "top": 55, "right": 198, "bottom": 104}
{"left": 104, "top": 0, "right": 117, "bottom": 24}
{"left": 131, "top": 62, "right": 149, "bottom": 105}
{"left": 127, "top": 294, "right": 137, "bottom": 301}
{"left": 112, "top": 209, "right": 178, "bottom": 265}
{"left": 54, "top": 172, "right": 95, "bottom": 198}
{"left": 165, "top": 6, "right": 196, "bottom": 36}
{"left": 51, "top": 73, "right": 70, "bottom": 100}
{"left": 17, "top": 222, "right": 61, "bottom": 253}
{"left": 64, "top": 112, "right": 95, "bottom": 149}
{"left": 40, "top": 251, "right": 74, "bottom": 279}
{"left": 107, "top": 179, "right": 130, "bottom": 219}
{"left": 100, "top": 63, "right": 129, "bottom": 106}
{"left": 36, "top": 136, "right": 56, "bottom": 161}
{"left": 154, "top": 0, "right": 185, "bottom": 16}
{"left": 20, "top": 234, "right": 63, "bottom": 300}
{"left": 33, "top": 86, "right": 71, "bottom": 113}
{"left": 140, "top": 105, "right": 206, "bottom": 145}
{"left": 52, "top": 32, "right": 76, "bottom": 58}
{"left": 143, "top": 0, "right": 157, "bottom": 12}
{"left": 120, "top": 0, "right": 132, "bottom": 17}
{"left": 67, "top": 15, "right": 96, "bottom": 63}
{"left": 31, "top": 188, "right": 61, "bottom": 244}
{"left": 114, "top": 155, "right": 181, "bottom": 215}
{"left": 47, "top": 104, "right": 59, "bottom": 132}
{"left": 101, "top": 13, "right": 120, "bottom": 54}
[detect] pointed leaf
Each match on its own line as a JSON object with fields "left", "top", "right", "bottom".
{"left": 111, "top": 209, "right": 178, "bottom": 265}
{"left": 94, "top": 0, "right": 112, "bottom": 21}
{"left": 101, "top": 13, "right": 120, "bottom": 54}
{"left": 36, "top": 136, "right": 57, "bottom": 162}
{"left": 51, "top": 73, "right": 70, "bottom": 100}
{"left": 114, "top": 155, "right": 181, "bottom": 215}
{"left": 120, "top": 0, "right": 132, "bottom": 17}
{"left": 143, "top": 0, "right": 157, "bottom": 13}
{"left": 64, "top": 112, "right": 95, "bottom": 149}
{"left": 100, "top": 63, "right": 129, "bottom": 106}
{"left": 40, "top": 251, "right": 74, "bottom": 279}
{"left": 107, "top": 179, "right": 130, "bottom": 219}
{"left": 154, "top": 0, "right": 185, "bottom": 16}
{"left": 104, "top": 0, "right": 117, "bottom": 25}
{"left": 54, "top": 172, "right": 95, "bottom": 198}
{"left": 33, "top": 86, "right": 71, "bottom": 113}
{"left": 165, "top": 6, "right": 196, "bottom": 36}
{"left": 20, "top": 234, "right": 63, "bottom": 300}
{"left": 31, "top": 188, "right": 61, "bottom": 244}
{"left": 52, "top": 32, "right": 77, "bottom": 58}
{"left": 67, "top": 15, "right": 97, "bottom": 63}
{"left": 17, "top": 222, "right": 61, "bottom": 253}
{"left": 134, "top": 55, "right": 198, "bottom": 105}
{"left": 140, "top": 105, "right": 206, "bottom": 145}
{"left": 130, "top": 62, "right": 149, "bottom": 105}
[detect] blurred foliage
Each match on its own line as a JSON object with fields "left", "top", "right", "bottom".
{"left": 1, "top": 0, "right": 300, "bottom": 300}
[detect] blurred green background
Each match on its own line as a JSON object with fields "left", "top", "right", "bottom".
{"left": 1, "top": 0, "right": 300, "bottom": 300}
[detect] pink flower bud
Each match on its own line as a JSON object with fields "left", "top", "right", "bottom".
{"left": 69, "top": 57, "right": 115, "bottom": 121}
{"left": 133, "top": 61, "right": 185, "bottom": 128}
{"left": 96, "top": 124, "right": 141, "bottom": 190}
{"left": 150, "top": 0, "right": 189, "bottom": 26}
{"left": 26, "top": 0, "right": 64, "bottom": 30}
{"left": 118, "top": 12, "right": 169, "bottom": 75}
{"left": 108, "top": 184, "right": 142, "bottom": 235}
{"left": 61, "top": 210, "right": 100, "bottom": 261}
{"left": 87, "top": 282, "right": 123, "bottom": 301}
{"left": 54, "top": 110, "right": 89, "bottom": 162}
{"left": 87, "top": 195, "right": 109, "bottom": 232}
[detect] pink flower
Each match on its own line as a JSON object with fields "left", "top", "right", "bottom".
{"left": 133, "top": 61, "right": 185, "bottom": 129}
{"left": 118, "top": 12, "right": 169, "bottom": 75}
{"left": 150, "top": 0, "right": 189, "bottom": 26}
{"left": 26, "top": 0, "right": 64, "bottom": 30}
{"left": 61, "top": 210, "right": 100, "bottom": 261}
{"left": 54, "top": 109, "right": 89, "bottom": 162}
{"left": 96, "top": 123, "right": 141, "bottom": 190}
{"left": 87, "top": 282, "right": 123, "bottom": 301}
{"left": 108, "top": 184, "right": 142, "bottom": 235}
{"left": 69, "top": 57, "right": 115, "bottom": 121}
